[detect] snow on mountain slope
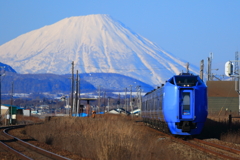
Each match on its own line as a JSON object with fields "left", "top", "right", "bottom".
{"left": 0, "top": 14, "right": 198, "bottom": 86}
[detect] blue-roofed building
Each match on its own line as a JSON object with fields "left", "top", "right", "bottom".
{"left": 0, "top": 104, "right": 26, "bottom": 125}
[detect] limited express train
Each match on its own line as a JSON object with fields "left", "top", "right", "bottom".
{"left": 141, "top": 73, "right": 208, "bottom": 135}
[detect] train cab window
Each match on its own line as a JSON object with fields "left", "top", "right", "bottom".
{"left": 183, "top": 92, "right": 190, "bottom": 115}
{"left": 168, "top": 78, "right": 175, "bottom": 85}
{"left": 175, "top": 76, "right": 198, "bottom": 87}
{"left": 196, "top": 79, "right": 203, "bottom": 86}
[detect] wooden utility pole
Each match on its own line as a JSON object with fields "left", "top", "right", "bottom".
{"left": 10, "top": 81, "right": 14, "bottom": 125}
{"left": 70, "top": 61, "right": 74, "bottom": 116}
{"left": 98, "top": 85, "right": 101, "bottom": 113}
{"left": 200, "top": 60, "right": 204, "bottom": 80}
{"left": 129, "top": 85, "right": 132, "bottom": 115}
{"left": 118, "top": 93, "right": 120, "bottom": 108}
{"left": 78, "top": 72, "right": 81, "bottom": 114}
{"left": 136, "top": 85, "right": 142, "bottom": 109}
{"left": 0, "top": 66, "right": 5, "bottom": 122}
{"left": 75, "top": 70, "right": 79, "bottom": 115}
{"left": 186, "top": 62, "right": 189, "bottom": 73}
{"left": 125, "top": 88, "right": 127, "bottom": 112}
{"left": 139, "top": 87, "right": 142, "bottom": 113}
{"left": 103, "top": 91, "right": 106, "bottom": 113}
{"left": 207, "top": 53, "right": 213, "bottom": 81}
{"left": 0, "top": 72, "right": 2, "bottom": 119}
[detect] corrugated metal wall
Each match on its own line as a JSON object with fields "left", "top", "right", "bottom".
{"left": 208, "top": 97, "right": 238, "bottom": 114}
{"left": 207, "top": 81, "right": 239, "bottom": 114}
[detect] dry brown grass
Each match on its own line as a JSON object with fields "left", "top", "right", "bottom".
{"left": 25, "top": 115, "right": 184, "bottom": 160}
{"left": 11, "top": 113, "right": 240, "bottom": 159}
{"left": 220, "top": 130, "right": 240, "bottom": 144}
{"left": 16, "top": 115, "right": 44, "bottom": 124}
{"left": 0, "top": 115, "right": 43, "bottom": 126}
{"left": 200, "top": 114, "right": 240, "bottom": 144}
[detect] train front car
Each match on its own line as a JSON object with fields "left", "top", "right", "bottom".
{"left": 164, "top": 73, "right": 208, "bottom": 135}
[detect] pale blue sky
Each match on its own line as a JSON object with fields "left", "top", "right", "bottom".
{"left": 0, "top": 0, "right": 239, "bottom": 75}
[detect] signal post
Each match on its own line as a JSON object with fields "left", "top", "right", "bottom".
{"left": 225, "top": 60, "right": 240, "bottom": 115}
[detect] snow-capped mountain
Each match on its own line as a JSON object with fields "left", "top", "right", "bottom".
{"left": 0, "top": 14, "right": 198, "bottom": 86}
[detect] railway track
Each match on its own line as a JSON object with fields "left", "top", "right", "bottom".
{"left": 190, "top": 138, "right": 240, "bottom": 160}
{"left": 147, "top": 125, "right": 240, "bottom": 160}
{"left": 0, "top": 125, "right": 72, "bottom": 160}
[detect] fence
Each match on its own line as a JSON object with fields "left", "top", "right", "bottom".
{"left": 228, "top": 114, "right": 240, "bottom": 128}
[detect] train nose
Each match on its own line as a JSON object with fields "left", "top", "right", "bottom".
{"left": 175, "top": 121, "right": 197, "bottom": 132}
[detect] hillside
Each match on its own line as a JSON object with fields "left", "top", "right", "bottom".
{"left": 1, "top": 72, "right": 154, "bottom": 94}
{"left": 0, "top": 14, "right": 198, "bottom": 86}
{"left": 0, "top": 62, "right": 17, "bottom": 73}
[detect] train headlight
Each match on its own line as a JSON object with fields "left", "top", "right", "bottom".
{"left": 187, "top": 84, "right": 190, "bottom": 87}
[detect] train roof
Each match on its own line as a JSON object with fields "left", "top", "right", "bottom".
{"left": 144, "top": 73, "right": 205, "bottom": 96}
{"left": 168, "top": 73, "right": 205, "bottom": 87}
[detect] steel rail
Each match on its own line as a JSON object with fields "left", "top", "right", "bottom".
{"left": 1, "top": 125, "right": 72, "bottom": 160}
{"left": 185, "top": 140, "right": 239, "bottom": 160}
{"left": 0, "top": 140, "right": 33, "bottom": 160}
{"left": 147, "top": 126, "right": 240, "bottom": 160}
{"left": 193, "top": 138, "right": 240, "bottom": 155}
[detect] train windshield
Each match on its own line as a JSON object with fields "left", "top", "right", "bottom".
{"left": 175, "top": 76, "right": 199, "bottom": 87}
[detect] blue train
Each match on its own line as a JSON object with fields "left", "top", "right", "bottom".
{"left": 141, "top": 73, "right": 208, "bottom": 135}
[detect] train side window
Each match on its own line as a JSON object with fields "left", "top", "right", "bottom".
{"left": 153, "top": 97, "right": 155, "bottom": 111}
{"left": 152, "top": 97, "right": 154, "bottom": 111}
{"left": 142, "top": 101, "right": 146, "bottom": 111}
{"left": 152, "top": 99, "right": 154, "bottom": 111}
{"left": 145, "top": 101, "right": 147, "bottom": 111}
{"left": 159, "top": 96, "right": 162, "bottom": 110}
{"left": 146, "top": 99, "right": 148, "bottom": 111}
{"left": 147, "top": 100, "right": 150, "bottom": 111}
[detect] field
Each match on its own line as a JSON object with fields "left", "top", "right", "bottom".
{"left": 203, "top": 113, "right": 240, "bottom": 144}
{"left": 23, "top": 114, "right": 211, "bottom": 160}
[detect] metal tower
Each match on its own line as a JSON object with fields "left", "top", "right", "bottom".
{"left": 235, "top": 51, "right": 239, "bottom": 76}
{"left": 235, "top": 51, "right": 240, "bottom": 93}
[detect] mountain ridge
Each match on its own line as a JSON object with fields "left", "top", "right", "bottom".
{"left": 0, "top": 14, "right": 198, "bottom": 85}
{"left": 1, "top": 72, "right": 154, "bottom": 94}
{"left": 0, "top": 62, "right": 17, "bottom": 73}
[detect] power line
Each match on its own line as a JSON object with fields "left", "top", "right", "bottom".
{"left": 75, "top": 64, "right": 184, "bottom": 71}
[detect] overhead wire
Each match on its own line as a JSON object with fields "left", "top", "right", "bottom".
{"left": 75, "top": 64, "right": 183, "bottom": 71}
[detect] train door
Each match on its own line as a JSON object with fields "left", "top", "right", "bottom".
{"left": 180, "top": 89, "right": 195, "bottom": 120}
